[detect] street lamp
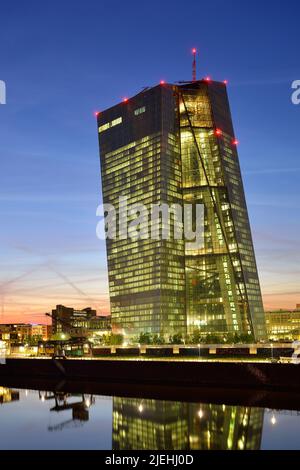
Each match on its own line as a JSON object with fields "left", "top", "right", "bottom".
{"left": 271, "top": 343, "right": 274, "bottom": 361}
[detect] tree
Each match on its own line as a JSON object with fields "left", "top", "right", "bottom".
{"left": 169, "top": 333, "right": 184, "bottom": 345}
{"left": 23, "top": 335, "right": 43, "bottom": 346}
{"left": 139, "top": 332, "right": 152, "bottom": 345}
{"left": 224, "top": 332, "right": 255, "bottom": 344}
{"left": 190, "top": 328, "right": 201, "bottom": 345}
{"left": 152, "top": 334, "right": 164, "bottom": 345}
{"left": 101, "top": 333, "right": 123, "bottom": 345}
{"left": 110, "top": 334, "right": 124, "bottom": 345}
{"left": 203, "top": 334, "right": 220, "bottom": 344}
{"left": 239, "top": 333, "right": 255, "bottom": 344}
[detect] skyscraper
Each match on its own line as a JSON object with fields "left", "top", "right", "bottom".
{"left": 97, "top": 79, "right": 266, "bottom": 341}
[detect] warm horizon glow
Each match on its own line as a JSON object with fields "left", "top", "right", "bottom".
{"left": 0, "top": 270, "right": 298, "bottom": 325}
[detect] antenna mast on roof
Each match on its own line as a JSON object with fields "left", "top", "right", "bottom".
{"left": 192, "top": 48, "right": 197, "bottom": 81}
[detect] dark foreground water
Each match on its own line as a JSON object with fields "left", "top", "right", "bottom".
{"left": 0, "top": 385, "right": 300, "bottom": 450}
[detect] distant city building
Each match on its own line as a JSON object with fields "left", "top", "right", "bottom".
{"left": 31, "top": 324, "right": 52, "bottom": 340}
{"left": 0, "top": 323, "right": 51, "bottom": 343}
{"left": 265, "top": 305, "right": 300, "bottom": 341}
{"left": 51, "top": 304, "right": 111, "bottom": 338}
{"left": 97, "top": 79, "right": 266, "bottom": 341}
{"left": 0, "top": 324, "right": 31, "bottom": 343}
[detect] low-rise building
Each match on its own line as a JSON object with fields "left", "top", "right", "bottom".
{"left": 0, "top": 324, "right": 31, "bottom": 343}
{"left": 31, "top": 324, "right": 52, "bottom": 340}
{"left": 50, "top": 305, "right": 111, "bottom": 339}
{"left": 265, "top": 305, "right": 300, "bottom": 341}
{"left": 0, "top": 323, "right": 51, "bottom": 344}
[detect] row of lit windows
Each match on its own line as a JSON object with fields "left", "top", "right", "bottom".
{"left": 110, "top": 284, "right": 186, "bottom": 294}
{"left": 99, "top": 116, "right": 122, "bottom": 133}
{"left": 105, "top": 133, "right": 161, "bottom": 158}
{"left": 134, "top": 106, "right": 146, "bottom": 116}
{"left": 105, "top": 146, "right": 161, "bottom": 168}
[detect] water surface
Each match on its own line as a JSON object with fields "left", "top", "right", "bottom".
{"left": 0, "top": 386, "right": 299, "bottom": 450}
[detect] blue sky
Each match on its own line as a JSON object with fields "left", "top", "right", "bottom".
{"left": 0, "top": 0, "right": 299, "bottom": 322}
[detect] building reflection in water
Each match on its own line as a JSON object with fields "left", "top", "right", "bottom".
{"left": 112, "top": 398, "right": 264, "bottom": 450}
{"left": 0, "top": 386, "right": 265, "bottom": 449}
{"left": 38, "top": 391, "right": 95, "bottom": 432}
{"left": 0, "top": 386, "right": 20, "bottom": 405}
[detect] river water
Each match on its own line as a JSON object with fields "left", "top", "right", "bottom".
{"left": 0, "top": 385, "right": 299, "bottom": 450}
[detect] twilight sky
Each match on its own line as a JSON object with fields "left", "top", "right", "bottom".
{"left": 0, "top": 0, "right": 299, "bottom": 324}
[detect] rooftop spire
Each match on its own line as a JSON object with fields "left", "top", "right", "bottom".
{"left": 192, "top": 48, "right": 197, "bottom": 81}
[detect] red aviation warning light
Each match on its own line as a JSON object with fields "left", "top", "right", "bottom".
{"left": 205, "top": 76, "right": 211, "bottom": 82}
{"left": 94, "top": 111, "right": 100, "bottom": 118}
{"left": 215, "top": 128, "right": 222, "bottom": 136}
{"left": 160, "top": 80, "right": 165, "bottom": 85}
{"left": 232, "top": 138, "right": 239, "bottom": 146}
{"left": 223, "top": 80, "right": 228, "bottom": 85}
{"left": 123, "top": 97, "right": 129, "bottom": 103}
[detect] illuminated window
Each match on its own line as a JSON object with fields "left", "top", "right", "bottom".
{"left": 99, "top": 117, "right": 122, "bottom": 133}
{"left": 134, "top": 106, "right": 146, "bottom": 116}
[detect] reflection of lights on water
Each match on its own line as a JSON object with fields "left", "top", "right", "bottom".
{"left": 238, "top": 438, "right": 245, "bottom": 450}
{"left": 198, "top": 409, "right": 204, "bottom": 419}
{"left": 41, "top": 396, "right": 45, "bottom": 402}
{"left": 85, "top": 398, "right": 91, "bottom": 408}
{"left": 138, "top": 404, "right": 144, "bottom": 413}
{"left": 25, "top": 390, "right": 28, "bottom": 396}
{"left": 271, "top": 415, "right": 277, "bottom": 426}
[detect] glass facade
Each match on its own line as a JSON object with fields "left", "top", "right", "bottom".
{"left": 98, "top": 86, "right": 186, "bottom": 337}
{"left": 98, "top": 80, "right": 266, "bottom": 340}
{"left": 179, "top": 82, "right": 266, "bottom": 340}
